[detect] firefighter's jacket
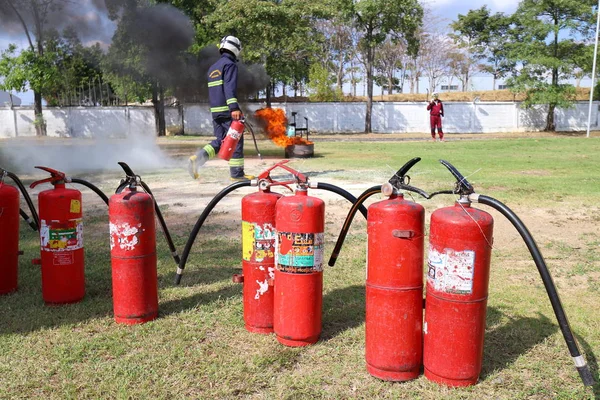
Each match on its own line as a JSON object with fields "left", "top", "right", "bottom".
{"left": 208, "top": 52, "right": 239, "bottom": 120}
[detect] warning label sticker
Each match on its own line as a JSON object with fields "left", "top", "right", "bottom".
{"left": 427, "top": 245, "right": 475, "bottom": 295}
{"left": 242, "top": 221, "right": 276, "bottom": 262}
{"left": 40, "top": 219, "right": 83, "bottom": 252}
{"left": 276, "top": 232, "right": 324, "bottom": 273}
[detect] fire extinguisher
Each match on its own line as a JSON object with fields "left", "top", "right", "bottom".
{"left": 217, "top": 119, "right": 245, "bottom": 161}
{"left": 30, "top": 166, "right": 85, "bottom": 304}
{"left": 109, "top": 165, "right": 158, "bottom": 325}
{"left": 0, "top": 168, "right": 39, "bottom": 295}
{"left": 329, "top": 158, "right": 429, "bottom": 381}
{"left": 423, "top": 196, "right": 493, "bottom": 387}
{"left": 423, "top": 160, "right": 594, "bottom": 387}
{"left": 271, "top": 163, "right": 324, "bottom": 347}
{"left": 232, "top": 163, "right": 287, "bottom": 333}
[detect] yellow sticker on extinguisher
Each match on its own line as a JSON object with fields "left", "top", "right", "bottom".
{"left": 70, "top": 199, "right": 81, "bottom": 214}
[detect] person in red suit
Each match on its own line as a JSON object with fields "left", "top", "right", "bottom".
{"left": 427, "top": 92, "right": 444, "bottom": 142}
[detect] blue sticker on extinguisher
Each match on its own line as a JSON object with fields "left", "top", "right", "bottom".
{"left": 276, "top": 232, "right": 324, "bottom": 273}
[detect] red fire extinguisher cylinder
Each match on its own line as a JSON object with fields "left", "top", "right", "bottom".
{"left": 0, "top": 182, "right": 20, "bottom": 295}
{"left": 38, "top": 183, "right": 85, "bottom": 304}
{"left": 274, "top": 187, "right": 325, "bottom": 347}
{"left": 109, "top": 187, "right": 158, "bottom": 325}
{"left": 366, "top": 191, "right": 424, "bottom": 381}
{"left": 240, "top": 187, "right": 282, "bottom": 333}
{"left": 218, "top": 120, "right": 245, "bottom": 161}
{"left": 424, "top": 199, "right": 493, "bottom": 387}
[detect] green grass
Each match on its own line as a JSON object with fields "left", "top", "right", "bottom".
{"left": 1, "top": 135, "right": 599, "bottom": 399}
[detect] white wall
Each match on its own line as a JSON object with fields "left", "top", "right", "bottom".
{"left": 0, "top": 101, "right": 598, "bottom": 138}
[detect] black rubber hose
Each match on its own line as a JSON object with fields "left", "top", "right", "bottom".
{"left": 139, "top": 181, "right": 181, "bottom": 265}
{"left": 6, "top": 171, "right": 39, "bottom": 229}
{"left": 328, "top": 185, "right": 381, "bottom": 267}
{"left": 70, "top": 178, "right": 109, "bottom": 205}
{"left": 315, "top": 182, "right": 368, "bottom": 220}
{"left": 174, "top": 180, "right": 251, "bottom": 285}
{"left": 476, "top": 194, "right": 594, "bottom": 387}
{"left": 20, "top": 208, "right": 38, "bottom": 231}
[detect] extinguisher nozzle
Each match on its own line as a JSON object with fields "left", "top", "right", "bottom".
{"left": 577, "top": 365, "right": 595, "bottom": 386}
{"left": 174, "top": 273, "right": 182, "bottom": 285}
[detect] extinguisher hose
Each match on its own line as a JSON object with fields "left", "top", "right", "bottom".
{"left": 474, "top": 194, "right": 594, "bottom": 387}
{"left": 70, "top": 178, "right": 109, "bottom": 205}
{"left": 328, "top": 185, "right": 381, "bottom": 267}
{"left": 314, "top": 182, "right": 368, "bottom": 219}
{"left": 5, "top": 171, "right": 40, "bottom": 230}
{"left": 138, "top": 180, "right": 181, "bottom": 265}
{"left": 174, "top": 180, "right": 252, "bottom": 285}
{"left": 19, "top": 208, "right": 38, "bottom": 231}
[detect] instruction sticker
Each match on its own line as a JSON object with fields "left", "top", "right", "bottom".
{"left": 276, "top": 232, "right": 324, "bottom": 273}
{"left": 40, "top": 219, "right": 83, "bottom": 252}
{"left": 70, "top": 199, "right": 81, "bottom": 214}
{"left": 427, "top": 245, "right": 475, "bottom": 295}
{"left": 242, "top": 221, "right": 276, "bottom": 262}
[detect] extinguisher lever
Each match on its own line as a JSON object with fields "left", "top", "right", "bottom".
{"left": 387, "top": 157, "right": 429, "bottom": 199}
{"left": 30, "top": 166, "right": 67, "bottom": 188}
{"left": 257, "top": 160, "right": 308, "bottom": 188}
{"left": 439, "top": 159, "right": 475, "bottom": 195}
{"left": 118, "top": 162, "right": 136, "bottom": 178}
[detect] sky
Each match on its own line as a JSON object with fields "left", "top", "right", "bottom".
{"left": 0, "top": 0, "right": 555, "bottom": 105}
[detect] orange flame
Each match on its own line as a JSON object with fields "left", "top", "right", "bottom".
{"left": 254, "top": 108, "right": 313, "bottom": 147}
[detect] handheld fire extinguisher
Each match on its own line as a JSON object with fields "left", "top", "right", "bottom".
{"left": 30, "top": 166, "right": 85, "bottom": 304}
{"left": 423, "top": 160, "right": 594, "bottom": 387}
{"left": 0, "top": 169, "right": 39, "bottom": 295}
{"left": 232, "top": 163, "right": 289, "bottom": 333}
{"left": 109, "top": 163, "right": 159, "bottom": 324}
{"left": 217, "top": 118, "right": 245, "bottom": 161}
{"left": 330, "top": 158, "right": 432, "bottom": 381}
{"left": 266, "top": 162, "right": 324, "bottom": 347}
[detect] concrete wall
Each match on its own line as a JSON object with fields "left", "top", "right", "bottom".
{"left": 1, "top": 101, "right": 598, "bottom": 138}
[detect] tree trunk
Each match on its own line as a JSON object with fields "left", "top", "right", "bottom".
{"left": 365, "top": 42, "right": 374, "bottom": 133}
{"left": 33, "top": 90, "right": 46, "bottom": 136}
{"left": 152, "top": 82, "right": 166, "bottom": 137}
{"left": 545, "top": 103, "right": 556, "bottom": 132}
{"left": 266, "top": 81, "right": 272, "bottom": 108}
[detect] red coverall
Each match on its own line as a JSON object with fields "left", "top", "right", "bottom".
{"left": 427, "top": 100, "right": 444, "bottom": 140}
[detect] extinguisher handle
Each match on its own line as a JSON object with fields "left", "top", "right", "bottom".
{"left": 388, "top": 157, "right": 421, "bottom": 187}
{"left": 439, "top": 159, "right": 475, "bottom": 195}
{"left": 118, "top": 162, "right": 136, "bottom": 177}
{"left": 30, "top": 166, "right": 67, "bottom": 188}
{"left": 257, "top": 160, "right": 308, "bottom": 187}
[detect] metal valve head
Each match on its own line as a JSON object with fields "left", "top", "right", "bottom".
{"left": 439, "top": 159, "right": 475, "bottom": 195}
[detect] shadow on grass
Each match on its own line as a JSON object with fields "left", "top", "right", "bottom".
{"left": 159, "top": 285, "right": 241, "bottom": 317}
{"left": 321, "top": 284, "right": 365, "bottom": 340}
{"left": 481, "top": 308, "right": 558, "bottom": 379}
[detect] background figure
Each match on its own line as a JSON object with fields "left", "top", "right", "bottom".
{"left": 427, "top": 92, "right": 444, "bottom": 142}
{"left": 188, "top": 35, "right": 254, "bottom": 181}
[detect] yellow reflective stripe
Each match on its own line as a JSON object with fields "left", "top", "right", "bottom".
{"left": 210, "top": 106, "right": 229, "bottom": 112}
{"left": 226, "top": 98, "right": 238, "bottom": 105}
{"left": 208, "top": 80, "right": 223, "bottom": 87}
{"left": 229, "top": 158, "right": 244, "bottom": 167}
{"left": 203, "top": 144, "right": 216, "bottom": 158}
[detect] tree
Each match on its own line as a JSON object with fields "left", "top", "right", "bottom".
{"left": 373, "top": 38, "right": 407, "bottom": 95}
{"left": 506, "top": 0, "right": 596, "bottom": 131}
{"left": 451, "top": 7, "right": 514, "bottom": 91}
{"left": 0, "top": 0, "right": 72, "bottom": 135}
{"left": 352, "top": 0, "right": 423, "bottom": 132}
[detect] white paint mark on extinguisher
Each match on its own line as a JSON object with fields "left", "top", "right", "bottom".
{"left": 254, "top": 266, "right": 276, "bottom": 300}
{"left": 109, "top": 222, "right": 141, "bottom": 250}
{"left": 423, "top": 321, "right": 428, "bottom": 335}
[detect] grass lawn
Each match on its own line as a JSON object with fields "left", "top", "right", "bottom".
{"left": 1, "top": 134, "right": 599, "bottom": 399}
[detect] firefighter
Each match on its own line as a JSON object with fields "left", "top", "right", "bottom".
{"left": 189, "top": 35, "right": 254, "bottom": 181}
{"left": 427, "top": 92, "right": 444, "bottom": 142}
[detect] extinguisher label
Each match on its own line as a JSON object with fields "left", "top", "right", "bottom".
{"left": 275, "top": 232, "right": 324, "bottom": 273}
{"left": 53, "top": 252, "right": 74, "bottom": 266}
{"left": 427, "top": 246, "right": 475, "bottom": 295}
{"left": 40, "top": 219, "right": 84, "bottom": 252}
{"left": 242, "top": 221, "right": 276, "bottom": 262}
{"left": 227, "top": 129, "right": 242, "bottom": 140}
{"left": 70, "top": 199, "right": 81, "bottom": 214}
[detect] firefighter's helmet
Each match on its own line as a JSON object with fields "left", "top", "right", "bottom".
{"left": 220, "top": 36, "right": 242, "bottom": 58}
